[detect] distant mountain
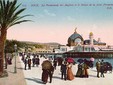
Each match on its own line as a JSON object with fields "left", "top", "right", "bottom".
{"left": 43, "top": 42, "right": 61, "bottom": 45}
{"left": 18, "top": 40, "right": 62, "bottom": 45}
{"left": 19, "top": 41, "right": 40, "bottom": 44}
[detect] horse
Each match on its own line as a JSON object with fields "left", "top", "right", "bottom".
{"left": 103, "top": 62, "right": 112, "bottom": 73}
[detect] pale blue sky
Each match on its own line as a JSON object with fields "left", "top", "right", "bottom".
{"left": 8, "top": 0, "right": 113, "bottom": 45}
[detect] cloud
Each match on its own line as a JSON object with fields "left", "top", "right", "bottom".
{"left": 44, "top": 9, "right": 56, "bottom": 16}
{"left": 67, "top": 16, "right": 75, "bottom": 21}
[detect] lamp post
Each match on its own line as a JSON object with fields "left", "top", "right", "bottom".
{"left": 14, "top": 44, "right": 17, "bottom": 73}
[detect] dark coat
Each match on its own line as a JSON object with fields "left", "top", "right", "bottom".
{"left": 61, "top": 64, "right": 67, "bottom": 73}
{"left": 28, "top": 59, "right": 31, "bottom": 65}
{"left": 42, "top": 69, "right": 49, "bottom": 83}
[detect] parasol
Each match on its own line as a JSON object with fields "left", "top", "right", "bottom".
{"left": 90, "top": 57, "right": 95, "bottom": 61}
{"left": 77, "top": 59, "right": 83, "bottom": 63}
{"left": 67, "top": 57, "right": 74, "bottom": 63}
{"left": 42, "top": 60, "right": 52, "bottom": 70}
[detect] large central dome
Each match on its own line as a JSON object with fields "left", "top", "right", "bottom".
{"left": 67, "top": 28, "right": 84, "bottom": 46}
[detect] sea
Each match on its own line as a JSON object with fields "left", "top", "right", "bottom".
{"left": 74, "top": 58, "right": 113, "bottom": 67}
{"left": 47, "top": 54, "right": 113, "bottom": 67}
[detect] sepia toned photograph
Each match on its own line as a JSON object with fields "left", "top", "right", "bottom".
{"left": 0, "top": 0, "right": 113, "bottom": 85}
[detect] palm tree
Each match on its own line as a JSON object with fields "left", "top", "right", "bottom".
{"left": 0, "top": 0, "right": 31, "bottom": 76}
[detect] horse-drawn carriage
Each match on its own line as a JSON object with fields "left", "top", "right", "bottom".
{"left": 103, "top": 62, "right": 112, "bottom": 73}
{"left": 78, "top": 58, "right": 112, "bottom": 73}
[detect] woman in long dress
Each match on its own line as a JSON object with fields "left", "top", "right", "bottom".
{"left": 67, "top": 63, "right": 74, "bottom": 80}
{"left": 83, "top": 59, "right": 89, "bottom": 78}
{"left": 76, "top": 62, "right": 83, "bottom": 77}
{"left": 83, "top": 62, "right": 89, "bottom": 78}
{"left": 42, "top": 69, "right": 49, "bottom": 84}
{"left": 76, "top": 61, "right": 89, "bottom": 78}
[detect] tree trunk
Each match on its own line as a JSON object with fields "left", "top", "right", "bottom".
{"left": 0, "top": 28, "right": 7, "bottom": 76}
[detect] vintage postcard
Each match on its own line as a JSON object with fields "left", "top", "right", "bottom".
{"left": 0, "top": 0, "right": 113, "bottom": 85}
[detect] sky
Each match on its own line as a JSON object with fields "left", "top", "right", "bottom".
{"left": 7, "top": 0, "right": 113, "bottom": 45}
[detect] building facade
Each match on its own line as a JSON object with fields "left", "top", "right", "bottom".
{"left": 55, "top": 28, "right": 113, "bottom": 54}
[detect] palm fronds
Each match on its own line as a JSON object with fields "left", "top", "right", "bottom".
{"left": 0, "top": 0, "right": 32, "bottom": 29}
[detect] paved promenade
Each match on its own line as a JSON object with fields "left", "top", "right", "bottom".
{"left": 20, "top": 56, "right": 113, "bottom": 85}
{"left": 1, "top": 56, "right": 113, "bottom": 85}
{"left": 0, "top": 56, "right": 26, "bottom": 85}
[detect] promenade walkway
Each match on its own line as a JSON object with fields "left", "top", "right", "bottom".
{"left": 1, "top": 56, "right": 113, "bottom": 85}
{"left": 0, "top": 56, "right": 26, "bottom": 85}
{"left": 20, "top": 56, "right": 113, "bottom": 85}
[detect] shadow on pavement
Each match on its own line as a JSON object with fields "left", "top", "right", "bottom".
{"left": 53, "top": 76, "right": 61, "bottom": 79}
{"left": 17, "top": 67, "right": 24, "bottom": 70}
{"left": 18, "top": 61, "right": 21, "bottom": 63}
{"left": 25, "top": 77, "right": 44, "bottom": 84}
{"left": 89, "top": 74, "right": 97, "bottom": 78}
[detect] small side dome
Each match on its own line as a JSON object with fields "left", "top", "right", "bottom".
{"left": 89, "top": 32, "right": 93, "bottom": 36}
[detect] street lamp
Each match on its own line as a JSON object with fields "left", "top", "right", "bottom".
{"left": 14, "top": 44, "right": 17, "bottom": 73}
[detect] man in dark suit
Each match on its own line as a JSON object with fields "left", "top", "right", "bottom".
{"left": 96, "top": 59, "right": 101, "bottom": 78}
{"left": 48, "top": 66, "right": 54, "bottom": 83}
{"left": 35, "top": 57, "right": 40, "bottom": 67}
{"left": 60, "top": 61, "right": 67, "bottom": 80}
{"left": 28, "top": 57, "right": 31, "bottom": 70}
{"left": 24, "top": 57, "right": 28, "bottom": 70}
{"left": 53, "top": 59, "right": 57, "bottom": 70}
{"left": 100, "top": 59, "right": 105, "bottom": 77}
{"left": 32, "top": 56, "right": 36, "bottom": 67}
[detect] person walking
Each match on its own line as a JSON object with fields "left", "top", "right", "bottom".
{"left": 100, "top": 59, "right": 105, "bottom": 77}
{"left": 76, "top": 62, "right": 83, "bottom": 77}
{"left": 83, "top": 59, "right": 89, "bottom": 78}
{"left": 32, "top": 56, "right": 36, "bottom": 67}
{"left": 48, "top": 65, "right": 54, "bottom": 83}
{"left": 35, "top": 56, "right": 40, "bottom": 67}
{"left": 28, "top": 57, "right": 31, "bottom": 70}
{"left": 96, "top": 59, "right": 101, "bottom": 78}
{"left": 53, "top": 59, "right": 57, "bottom": 70}
{"left": 67, "top": 63, "right": 74, "bottom": 80}
{"left": 60, "top": 61, "right": 67, "bottom": 80}
{"left": 24, "top": 57, "right": 28, "bottom": 70}
{"left": 41, "top": 60, "right": 54, "bottom": 84}
{"left": 21, "top": 54, "right": 25, "bottom": 62}
{"left": 42, "top": 69, "right": 49, "bottom": 84}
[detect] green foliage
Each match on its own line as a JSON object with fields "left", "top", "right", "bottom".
{"left": 5, "top": 40, "right": 44, "bottom": 53}
{"left": 5, "top": 40, "right": 20, "bottom": 53}
{"left": 33, "top": 44, "right": 43, "bottom": 48}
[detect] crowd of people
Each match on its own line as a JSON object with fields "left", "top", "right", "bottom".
{"left": 20, "top": 53, "right": 40, "bottom": 70}
{"left": 76, "top": 59, "right": 89, "bottom": 78}
{"left": 40, "top": 57, "right": 94, "bottom": 84}
{"left": 19, "top": 52, "right": 112, "bottom": 84}
{"left": 41, "top": 59, "right": 75, "bottom": 84}
{"left": 41, "top": 57, "right": 112, "bottom": 84}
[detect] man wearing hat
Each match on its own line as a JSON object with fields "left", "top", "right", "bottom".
{"left": 60, "top": 61, "right": 67, "bottom": 80}
{"left": 96, "top": 59, "right": 101, "bottom": 78}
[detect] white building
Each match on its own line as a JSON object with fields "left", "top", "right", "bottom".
{"left": 54, "top": 28, "right": 113, "bottom": 53}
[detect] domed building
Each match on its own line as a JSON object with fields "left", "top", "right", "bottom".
{"left": 67, "top": 28, "right": 84, "bottom": 46}
{"left": 53, "top": 28, "right": 113, "bottom": 58}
